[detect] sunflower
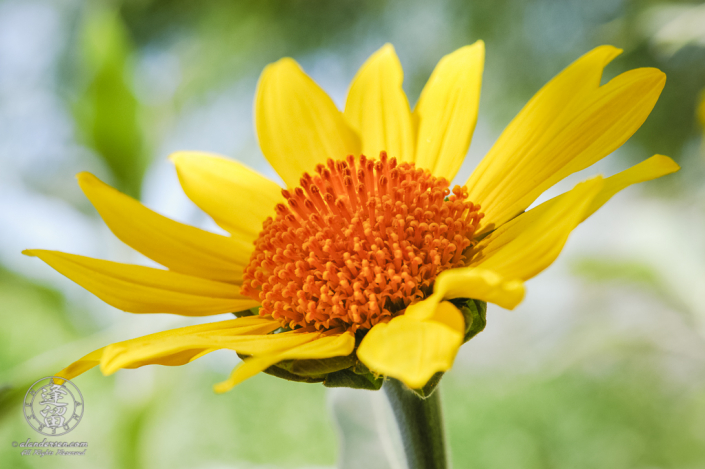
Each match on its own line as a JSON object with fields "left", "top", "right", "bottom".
{"left": 25, "top": 42, "right": 678, "bottom": 393}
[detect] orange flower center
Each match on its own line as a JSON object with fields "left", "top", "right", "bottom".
{"left": 242, "top": 152, "right": 483, "bottom": 332}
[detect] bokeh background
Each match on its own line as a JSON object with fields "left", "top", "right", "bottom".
{"left": 1, "top": 0, "right": 705, "bottom": 468}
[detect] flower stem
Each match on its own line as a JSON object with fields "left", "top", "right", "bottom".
{"left": 384, "top": 378, "right": 448, "bottom": 469}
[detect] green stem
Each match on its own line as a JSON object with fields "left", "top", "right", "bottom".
{"left": 384, "top": 378, "right": 448, "bottom": 469}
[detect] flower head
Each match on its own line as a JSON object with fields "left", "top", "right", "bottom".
{"left": 26, "top": 42, "right": 679, "bottom": 393}
{"left": 242, "top": 153, "right": 482, "bottom": 332}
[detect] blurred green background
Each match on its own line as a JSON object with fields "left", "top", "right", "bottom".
{"left": 1, "top": 0, "right": 705, "bottom": 467}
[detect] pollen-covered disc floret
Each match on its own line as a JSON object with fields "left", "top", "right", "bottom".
{"left": 242, "top": 152, "right": 484, "bottom": 332}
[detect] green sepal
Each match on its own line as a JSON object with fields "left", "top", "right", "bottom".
{"left": 235, "top": 351, "right": 325, "bottom": 383}
{"left": 351, "top": 359, "right": 374, "bottom": 376}
{"left": 451, "top": 298, "right": 487, "bottom": 343}
{"left": 232, "top": 306, "right": 260, "bottom": 318}
{"left": 323, "top": 369, "right": 383, "bottom": 390}
{"left": 239, "top": 348, "right": 383, "bottom": 389}
{"left": 322, "top": 360, "right": 384, "bottom": 390}
{"left": 409, "top": 371, "right": 444, "bottom": 399}
{"left": 261, "top": 364, "right": 325, "bottom": 383}
{"left": 276, "top": 354, "right": 357, "bottom": 377}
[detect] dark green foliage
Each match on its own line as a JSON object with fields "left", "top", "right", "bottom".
{"left": 72, "top": 8, "right": 146, "bottom": 198}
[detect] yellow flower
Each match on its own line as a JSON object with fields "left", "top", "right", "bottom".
{"left": 25, "top": 42, "right": 679, "bottom": 393}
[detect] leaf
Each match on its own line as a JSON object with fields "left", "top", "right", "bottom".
{"left": 73, "top": 7, "right": 146, "bottom": 198}
{"left": 572, "top": 258, "right": 663, "bottom": 287}
{"left": 0, "top": 385, "right": 22, "bottom": 420}
{"left": 572, "top": 256, "right": 693, "bottom": 320}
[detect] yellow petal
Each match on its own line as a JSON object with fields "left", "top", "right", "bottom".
{"left": 255, "top": 58, "right": 360, "bottom": 187}
{"left": 344, "top": 44, "right": 414, "bottom": 162}
{"left": 435, "top": 267, "right": 525, "bottom": 310}
{"left": 519, "top": 154, "right": 680, "bottom": 228}
{"left": 414, "top": 41, "right": 485, "bottom": 179}
{"left": 103, "top": 329, "right": 319, "bottom": 375}
{"left": 405, "top": 268, "right": 525, "bottom": 320}
{"left": 101, "top": 319, "right": 296, "bottom": 375}
{"left": 580, "top": 154, "right": 679, "bottom": 221}
{"left": 78, "top": 172, "right": 249, "bottom": 283}
{"left": 170, "top": 151, "right": 281, "bottom": 243}
{"left": 214, "top": 331, "right": 355, "bottom": 393}
{"left": 23, "top": 250, "right": 260, "bottom": 315}
{"left": 469, "top": 177, "right": 604, "bottom": 280}
{"left": 429, "top": 300, "right": 466, "bottom": 334}
{"left": 56, "top": 347, "right": 106, "bottom": 381}
{"left": 466, "top": 46, "right": 666, "bottom": 233}
{"left": 55, "top": 316, "right": 279, "bottom": 380}
{"left": 357, "top": 305, "right": 464, "bottom": 389}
